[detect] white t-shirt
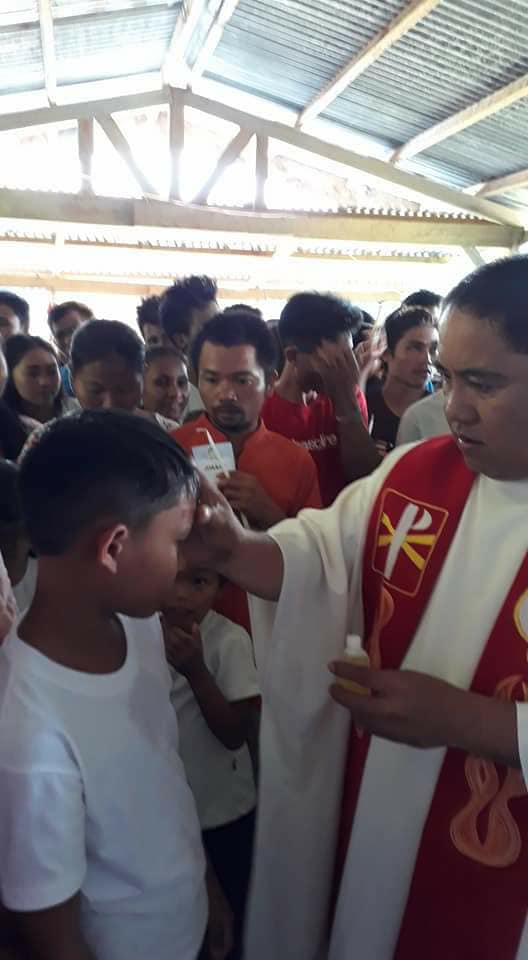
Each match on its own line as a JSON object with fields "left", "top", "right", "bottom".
{"left": 0, "top": 614, "right": 207, "bottom": 960}
{"left": 396, "top": 389, "right": 448, "bottom": 445}
{"left": 12, "top": 555, "right": 37, "bottom": 615}
{"left": 170, "top": 610, "right": 259, "bottom": 830}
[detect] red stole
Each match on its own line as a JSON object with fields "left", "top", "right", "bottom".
{"left": 334, "top": 437, "right": 528, "bottom": 959}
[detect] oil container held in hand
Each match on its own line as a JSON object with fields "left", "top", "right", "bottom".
{"left": 337, "top": 634, "right": 371, "bottom": 696}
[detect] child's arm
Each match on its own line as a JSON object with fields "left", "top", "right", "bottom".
{"left": 12, "top": 895, "right": 95, "bottom": 960}
{"left": 164, "top": 621, "right": 259, "bottom": 750}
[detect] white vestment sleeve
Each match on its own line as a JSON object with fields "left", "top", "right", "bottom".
{"left": 246, "top": 455, "right": 402, "bottom": 960}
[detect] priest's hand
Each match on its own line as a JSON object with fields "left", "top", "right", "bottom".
{"left": 328, "top": 661, "right": 520, "bottom": 767}
{"left": 181, "top": 471, "right": 245, "bottom": 570}
{"left": 217, "top": 471, "right": 285, "bottom": 529}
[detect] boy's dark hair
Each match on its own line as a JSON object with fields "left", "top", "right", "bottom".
{"left": 3, "top": 335, "right": 63, "bottom": 415}
{"left": 70, "top": 320, "right": 145, "bottom": 376}
{"left": 223, "top": 304, "right": 263, "bottom": 320}
{"left": 0, "top": 291, "right": 30, "bottom": 332}
{"left": 159, "top": 276, "right": 217, "bottom": 339}
{"left": 279, "top": 292, "right": 362, "bottom": 352}
{"left": 145, "top": 346, "right": 188, "bottom": 368}
{"left": 136, "top": 295, "right": 161, "bottom": 335}
{"left": 384, "top": 306, "right": 435, "bottom": 354}
{"left": 19, "top": 410, "right": 199, "bottom": 556}
{"left": 402, "top": 289, "right": 442, "bottom": 311}
{"left": 48, "top": 300, "right": 93, "bottom": 330}
{"left": 443, "top": 255, "right": 528, "bottom": 353}
{"left": 191, "top": 310, "right": 277, "bottom": 381}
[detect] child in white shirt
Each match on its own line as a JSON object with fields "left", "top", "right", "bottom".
{"left": 163, "top": 567, "right": 260, "bottom": 960}
{"left": 0, "top": 411, "right": 210, "bottom": 960}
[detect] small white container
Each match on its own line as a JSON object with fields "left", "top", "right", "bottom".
{"left": 337, "top": 634, "right": 371, "bottom": 696}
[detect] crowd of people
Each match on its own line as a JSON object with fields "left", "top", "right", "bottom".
{"left": 0, "top": 255, "right": 526, "bottom": 960}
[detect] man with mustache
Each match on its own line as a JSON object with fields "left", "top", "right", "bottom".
{"left": 171, "top": 309, "right": 321, "bottom": 630}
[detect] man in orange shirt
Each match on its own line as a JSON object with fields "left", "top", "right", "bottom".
{"left": 172, "top": 309, "right": 321, "bottom": 629}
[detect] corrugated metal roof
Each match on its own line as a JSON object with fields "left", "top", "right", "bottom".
{"left": 206, "top": 0, "right": 408, "bottom": 111}
{"left": 322, "top": 0, "right": 528, "bottom": 144}
{"left": 0, "top": 22, "right": 44, "bottom": 94}
{"left": 54, "top": 4, "right": 178, "bottom": 85}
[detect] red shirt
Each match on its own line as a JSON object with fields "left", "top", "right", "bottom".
{"left": 262, "top": 388, "right": 368, "bottom": 507}
{"left": 172, "top": 414, "right": 322, "bottom": 631}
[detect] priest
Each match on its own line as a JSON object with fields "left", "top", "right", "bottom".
{"left": 185, "top": 255, "right": 528, "bottom": 960}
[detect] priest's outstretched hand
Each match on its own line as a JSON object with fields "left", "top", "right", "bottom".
{"left": 181, "top": 472, "right": 284, "bottom": 602}
{"left": 329, "top": 661, "right": 520, "bottom": 769}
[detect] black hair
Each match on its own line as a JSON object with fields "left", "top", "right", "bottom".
{"left": 19, "top": 410, "right": 199, "bottom": 556}
{"left": 0, "top": 400, "right": 30, "bottom": 461}
{"left": 70, "top": 319, "right": 145, "bottom": 376}
{"left": 145, "top": 346, "right": 188, "bottom": 369}
{"left": 3, "top": 335, "right": 63, "bottom": 416}
{"left": 191, "top": 310, "right": 277, "bottom": 381}
{"left": 384, "top": 306, "right": 435, "bottom": 354}
{"left": 0, "top": 291, "right": 30, "bottom": 333}
{"left": 159, "top": 276, "right": 218, "bottom": 339}
{"left": 0, "top": 460, "right": 23, "bottom": 529}
{"left": 48, "top": 300, "right": 93, "bottom": 330}
{"left": 443, "top": 255, "right": 528, "bottom": 353}
{"left": 136, "top": 295, "right": 161, "bottom": 335}
{"left": 267, "top": 320, "right": 285, "bottom": 376}
{"left": 279, "top": 292, "right": 362, "bottom": 352}
{"left": 402, "top": 289, "right": 442, "bottom": 311}
{"left": 223, "top": 304, "right": 263, "bottom": 320}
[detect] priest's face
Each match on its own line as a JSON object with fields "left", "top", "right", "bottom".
{"left": 438, "top": 307, "right": 528, "bottom": 480}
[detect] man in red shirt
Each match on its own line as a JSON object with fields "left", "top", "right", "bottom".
{"left": 262, "top": 292, "right": 376, "bottom": 506}
{"left": 172, "top": 309, "right": 321, "bottom": 629}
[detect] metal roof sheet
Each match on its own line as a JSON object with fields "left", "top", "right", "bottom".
{"left": 206, "top": 0, "right": 408, "bottom": 110}
{"left": 54, "top": 4, "right": 178, "bottom": 85}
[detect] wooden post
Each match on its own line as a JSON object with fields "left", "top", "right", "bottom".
{"left": 78, "top": 117, "right": 94, "bottom": 195}
{"left": 96, "top": 114, "right": 158, "bottom": 197}
{"left": 255, "top": 134, "right": 269, "bottom": 210}
{"left": 193, "top": 128, "right": 253, "bottom": 205}
{"left": 169, "top": 89, "right": 185, "bottom": 202}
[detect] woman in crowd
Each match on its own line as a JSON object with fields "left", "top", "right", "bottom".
{"left": 3, "top": 335, "right": 75, "bottom": 427}
{"left": 143, "top": 346, "right": 191, "bottom": 428}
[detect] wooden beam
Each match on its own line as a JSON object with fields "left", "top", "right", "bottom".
{"left": 463, "top": 247, "right": 485, "bottom": 269}
{"left": 393, "top": 72, "right": 528, "bottom": 162}
{"left": 192, "top": 128, "right": 253, "bottom": 205}
{"left": 0, "top": 88, "right": 168, "bottom": 134}
{"left": 96, "top": 115, "right": 158, "bottom": 197}
{"left": 78, "top": 118, "right": 94, "bottom": 195}
{"left": 0, "top": 273, "right": 401, "bottom": 301}
{"left": 0, "top": 188, "right": 522, "bottom": 247}
{"left": 169, "top": 89, "right": 185, "bottom": 202}
{"left": 298, "top": 0, "right": 441, "bottom": 127}
{"left": 162, "top": 0, "right": 208, "bottom": 87}
{"left": 255, "top": 135, "right": 269, "bottom": 210}
{"left": 189, "top": 0, "right": 241, "bottom": 85}
{"left": 473, "top": 168, "right": 528, "bottom": 198}
{"left": 181, "top": 90, "right": 527, "bottom": 228}
{"left": 38, "top": 0, "right": 57, "bottom": 105}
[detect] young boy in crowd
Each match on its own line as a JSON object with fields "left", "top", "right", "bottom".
{"left": 163, "top": 564, "right": 259, "bottom": 960}
{"left": 0, "top": 411, "right": 211, "bottom": 960}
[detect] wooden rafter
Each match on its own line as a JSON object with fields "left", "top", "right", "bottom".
{"left": 37, "top": 0, "right": 57, "bottom": 105}
{"left": 96, "top": 115, "right": 158, "bottom": 197}
{"left": 471, "top": 168, "right": 528, "bottom": 199}
{"left": 393, "top": 72, "right": 528, "bottom": 163}
{"left": 189, "top": 0, "right": 241, "bottom": 85}
{"left": 255, "top": 135, "right": 269, "bottom": 210}
{"left": 192, "top": 127, "right": 253, "bottom": 204}
{"left": 298, "top": 0, "right": 441, "bottom": 128}
{"left": 162, "top": 0, "right": 208, "bottom": 87}
{"left": 169, "top": 89, "right": 185, "bottom": 202}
